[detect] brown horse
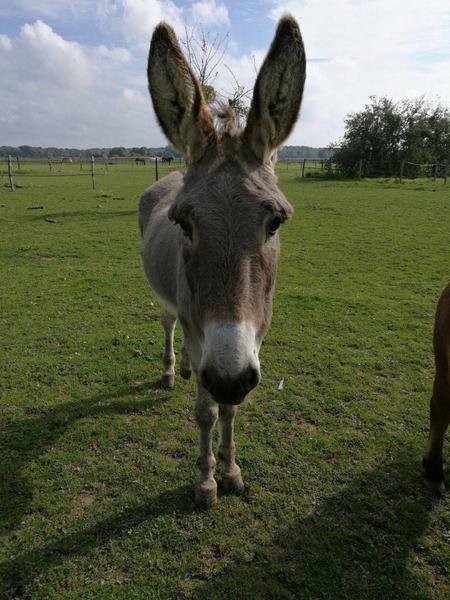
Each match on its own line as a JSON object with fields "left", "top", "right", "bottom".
{"left": 139, "top": 16, "right": 306, "bottom": 508}
{"left": 423, "top": 283, "right": 450, "bottom": 494}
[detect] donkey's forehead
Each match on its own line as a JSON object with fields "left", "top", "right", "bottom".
{"left": 181, "top": 156, "right": 289, "bottom": 213}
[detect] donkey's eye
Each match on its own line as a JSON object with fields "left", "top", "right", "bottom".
{"left": 268, "top": 216, "right": 282, "bottom": 237}
{"left": 180, "top": 221, "right": 193, "bottom": 240}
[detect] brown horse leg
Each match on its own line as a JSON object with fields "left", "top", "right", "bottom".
{"left": 195, "top": 382, "right": 218, "bottom": 509}
{"left": 160, "top": 309, "right": 176, "bottom": 388}
{"left": 423, "top": 373, "right": 450, "bottom": 494}
{"left": 218, "top": 404, "right": 244, "bottom": 494}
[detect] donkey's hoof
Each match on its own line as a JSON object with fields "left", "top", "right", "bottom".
{"left": 221, "top": 474, "right": 245, "bottom": 495}
{"left": 161, "top": 373, "right": 175, "bottom": 389}
{"left": 180, "top": 365, "right": 192, "bottom": 380}
{"left": 195, "top": 480, "right": 217, "bottom": 510}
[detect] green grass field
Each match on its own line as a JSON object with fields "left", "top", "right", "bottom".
{"left": 1, "top": 163, "right": 449, "bottom": 599}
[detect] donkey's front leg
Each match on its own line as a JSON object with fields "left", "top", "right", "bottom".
{"left": 195, "top": 383, "right": 218, "bottom": 509}
{"left": 160, "top": 309, "right": 176, "bottom": 388}
{"left": 218, "top": 404, "right": 244, "bottom": 494}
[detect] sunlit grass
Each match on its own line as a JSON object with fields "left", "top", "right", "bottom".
{"left": 1, "top": 165, "right": 449, "bottom": 598}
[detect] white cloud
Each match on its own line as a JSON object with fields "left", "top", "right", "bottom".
{"left": 121, "top": 0, "right": 185, "bottom": 45}
{"left": 269, "top": 0, "right": 450, "bottom": 145}
{"left": 191, "top": 1, "right": 230, "bottom": 26}
{"left": 0, "top": 20, "right": 161, "bottom": 147}
{"left": 122, "top": 86, "right": 147, "bottom": 104}
{"left": 0, "top": 34, "right": 12, "bottom": 51}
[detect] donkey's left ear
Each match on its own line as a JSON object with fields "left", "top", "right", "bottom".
{"left": 148, "top": 23, "right": 216, "bottom": 162}
{"left": 243, "top": 15, "right": 306, "bottom": 162}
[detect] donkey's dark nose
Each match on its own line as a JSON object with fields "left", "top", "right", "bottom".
{"left": 200, "top": 365, "right": 260, "bottom": 405}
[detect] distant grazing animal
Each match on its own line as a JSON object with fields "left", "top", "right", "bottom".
{"left": 139, "top": 16, "right": 306, "bottom": 508}
{"left": 423, "top": 283, "right": 450, "bottom": 494}
{"left": 161, "top": 155, "right": 173, "bottom": 164}
{"left": 135, "top": 157, "right": 146, "bottom": 165}
{"left": 61, "top": 156, "right": 73, "bottom": 163}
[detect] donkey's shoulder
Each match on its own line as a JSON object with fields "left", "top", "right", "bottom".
{"left": 138, "top": 170, "right": 183, "bottom": 236}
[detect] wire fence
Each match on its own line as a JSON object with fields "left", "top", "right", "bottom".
{"left": 1, "top": 155, "right": 449, "bottom": 192}
{"left": 298, "top": 157, "right": 449, "bottom": 183}
{"left": 0, "top": 155, "right": 187, "bottom": 191}
{"left": 1, "top": 155, "right": 321, "bottom": 191}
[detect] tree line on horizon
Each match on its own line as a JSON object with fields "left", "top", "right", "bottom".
{"left": 0, "top": 144, "right": 333, "bottom": 160}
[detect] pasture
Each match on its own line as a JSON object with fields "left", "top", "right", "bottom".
{"left": 1, "top": 163, "right": 449, "bottom": 598}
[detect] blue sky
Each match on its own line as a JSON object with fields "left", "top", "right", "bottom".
{"left": 1, "top": 1, "right": 449, "bottom": 148}
{"left": 0, "top": 1, "right": 276, "bottom": 52}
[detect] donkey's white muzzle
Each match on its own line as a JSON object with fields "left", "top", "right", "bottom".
{"left": 199, "top": 321, "right": 261, "bottom": 404}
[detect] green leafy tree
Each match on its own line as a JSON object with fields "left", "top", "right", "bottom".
{"left": 332, "top": 96, "right": 450, "bottom": 176}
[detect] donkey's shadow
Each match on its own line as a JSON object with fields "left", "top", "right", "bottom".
{"left": 0, "top": 380, "right": 165, "bottom": 534}
{"left": 194, "top": 450, "right": 443, "bottom": 599}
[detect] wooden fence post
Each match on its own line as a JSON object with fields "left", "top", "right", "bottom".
{"left": 358, "top": 159, "right": 362, "bottom": 179}
{"left": 79, "top": 157, "right": 83, "bottom": 171}
{"left": 399, "top": 160, "right": 405, "bottom": 183}
{"left": 48, "top": 157, "right": 52, "bottom": 172}
{"left": 104, "top": 157, "right": 108, "bottom": 172}
{"left": 8, "top": 155, "right": 15, "bottom": 191}
{"left": 16, "top": 156, "right": 21, "bottom": 171}
{"left": 91, "top": 155, "right": 95, "bottom": 189}
{"left": 444, "top": 161, "right": 448, "bottom": 186}
{"left": 433, "top": 163, "right": 437, "bottom": 182}
{"left": 155, "top": 157, "right": 159, "bottom": 181}
{"left": 301, "top": 158, "right": 306, "bottom": 178}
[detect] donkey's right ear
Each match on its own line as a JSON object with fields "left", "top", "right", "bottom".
{"left": 148, "top": 23, "right": 215, "bottom": 162}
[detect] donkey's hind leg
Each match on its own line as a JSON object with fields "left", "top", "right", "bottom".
{"left": 180, "top": 343, "right": 192, "bottom": 380}
{"left": 160, "top": 309, "right": 176, "bottom": 389}
{"left": 423, "top": 373, "right": 450, "bottom": 494}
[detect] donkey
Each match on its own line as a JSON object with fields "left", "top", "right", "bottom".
{"left": 423, "top": 283, "right": 450, "bottom": 494}
{"left": 139, "top": 16, "right": 306, "bottom": 508}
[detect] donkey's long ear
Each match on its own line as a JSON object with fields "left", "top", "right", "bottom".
{"left": 243, "top": 15, "right": 306, "bottom": 162}
{"left": 148, "top": 23, "right": 215, "bottom": 161}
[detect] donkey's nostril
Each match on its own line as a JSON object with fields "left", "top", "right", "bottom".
{"left": 243, "top": 366, "right": 260, "bottom": 394}
{"left": 200, "top": 364, "right": 260, "bottom": 404}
